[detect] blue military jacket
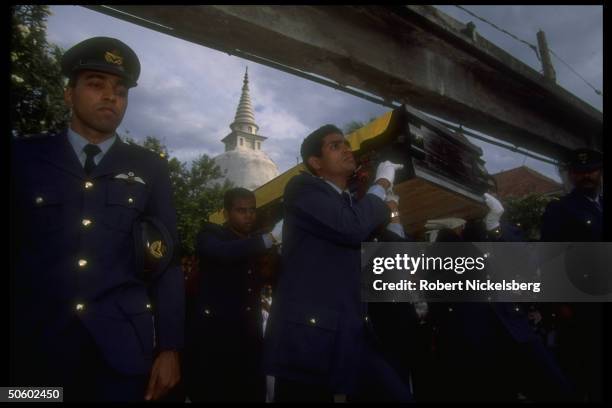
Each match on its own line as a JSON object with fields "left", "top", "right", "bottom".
{"left": 11, "top": 130, "right": 184, "bottom": 375}
{"left": 263, "top": 172, "right": 390, "bottom": 393}
{"left": 540, "top": 189, "right": 603, "bottom": 242}
{"left": 192, "top": 222, "right": 267, "bottom": 335}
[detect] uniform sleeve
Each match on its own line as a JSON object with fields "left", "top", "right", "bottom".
{"left": 196, "top": 230, "right": 267, "bottom": 261}
{"left": 145, "top": 158, "right": 185, "bottom": 352}
{"left": 287, "top": 179, "right": 390, "bottom": 246}
{"left": 366, "top": 184, "right": 386, "bottom": 201}
{"left": 376, "top": 226, "right": 414, "bottom": 242}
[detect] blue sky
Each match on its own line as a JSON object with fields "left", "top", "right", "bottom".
{"left": 45, "top": 5, "right": 602, "bottom": 183}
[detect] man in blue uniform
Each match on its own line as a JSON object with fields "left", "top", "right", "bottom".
{"left": 427, "top": 192, "right": 575, "bottom": 402}
{"left": 10, "top": 37, "right": 184, "bottom": 401}
{"left": 263, "top": 124, "right": 412, "bottom": 402}
{"left": 539, "top": 148, "right": 604, "bottom": 401}
{"left": 541, "top": 148, "right": 603, "bottom": 242}
{"left": 185, "top": 187, "right": 281, "bottom": 402}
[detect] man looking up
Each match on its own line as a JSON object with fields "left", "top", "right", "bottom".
{"left": 263, "top": 124, "right": 412, "bottom": 402}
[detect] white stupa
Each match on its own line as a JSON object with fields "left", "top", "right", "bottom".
{"left": 212, "top": 68, "right": 279, "bottom": 191}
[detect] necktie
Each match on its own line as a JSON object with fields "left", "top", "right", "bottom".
{"left": 83, "top": 144, "right": 102, "bottom": 175}
{"left": 342, "top": 191, "right": 352, "bottom": 207}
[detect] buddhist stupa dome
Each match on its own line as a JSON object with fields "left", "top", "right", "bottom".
{"left": 212, "top": 67, "right": 279, "bottom": 190}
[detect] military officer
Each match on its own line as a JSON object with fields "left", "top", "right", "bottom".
{"left": 10, "top": 37, "right": 184, "bottom": 401}
{"left": 185, "top": 187, "right": 282, "bottom": 402}
{"left": 263, "top": 124, "right": 412, "bottom": 402}
{"left": 541, "top": 148, "right": 603, "bottom": 241}
{"left": 540, "top": 148, "right": 604, "bottom": 401}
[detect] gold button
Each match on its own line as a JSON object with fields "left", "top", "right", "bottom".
{"left": 128, "top": 197, "right": 134, "bottom": 204}
{"left": 309, "top": 317, "right": 316, "bottom": 325}
{"left": 146, "top": 303, "right": 152, "bottom": 309}
{"left": 84, "top": 181, "right": 94, "bottom": 189}
{"left": 78, "top": 259, "right": 88, "bottom": 268}
{"left": 75, "top": 303, "right": 85, "bottom": 312}
{"left": 82, "top": 219, "right": 92, "bottom": 227}
{"left": 35, "top": 196, "right": 44, "bottom": 205}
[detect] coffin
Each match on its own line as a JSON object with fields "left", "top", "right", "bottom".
{"left": 349, "top": 105, "right": 491, "bottom": 239}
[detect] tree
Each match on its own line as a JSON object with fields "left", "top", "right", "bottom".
{"left": 125, "top": 134, "right": 233, "bottom": 255}
{"left": 10, "top": 5, "right": 69, "bottom": 137}
{"left": 173, "top": 154, "right": 234, "bottom": 255}
{"left": 503, "top": 193, "right": 556, "bottom": 241}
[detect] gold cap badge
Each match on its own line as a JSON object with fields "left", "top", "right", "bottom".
{"left": 104, "top": 50, "right": 123, "bottom": 66}
{"left": 148, "top": 240, "right": 166, "bottom": 259}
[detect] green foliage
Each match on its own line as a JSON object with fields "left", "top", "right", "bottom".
{"left": 126, "top": 134, "right": 234, "bottom": 255}
{"left": 503, "top": 193, "right": 556, "bottom": 241}
{"left": 173, "top": 154, "right": 234, "bottom": 255}
{"left": 11, "top": 5, "right": 69, "bottom": 137}
{"left": 142, "top": 136, "right": 170, "bottom": 157}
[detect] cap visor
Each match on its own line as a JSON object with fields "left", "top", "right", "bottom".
{"left": 72, "top": 63, "right": 137, "bottom": 87}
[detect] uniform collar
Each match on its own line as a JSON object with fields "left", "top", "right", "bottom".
{"left": 570, "top": 188, "right": 602, "bottom": 204}
{"left": 569, "top": 188, "right": 603, "bottom": 214}
{"left": 322, "top": 178, "right": 349, "bottom": 195}
{"left": 223, "top": 224, "right": 251, "bottom": 239}
{"left": 67, "top": 127, "right": 117, "bottom": 158}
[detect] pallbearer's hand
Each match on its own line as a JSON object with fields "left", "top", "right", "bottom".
{"left": 375, "top": 161, "right": 403, "bottom": 188}
{"left": 270, "top": 219, "right": 284, "bottom": 245}
{"left": 483, "top": 192, "right": 504, "bottom": 230}
{"left": 144, "top": 350, "right": 181, "bottom": 401}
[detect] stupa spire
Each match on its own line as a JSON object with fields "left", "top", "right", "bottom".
{"left": 230, "top": 67, "right": 259, "bottom": 134}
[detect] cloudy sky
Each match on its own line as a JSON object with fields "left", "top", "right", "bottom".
{"left": 45, "top": 5, "right": 602, "bottom": 183}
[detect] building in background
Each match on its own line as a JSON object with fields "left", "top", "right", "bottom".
{"left": 493, "top": 165, "right": 564, "bottom": 200}
{"left": 212, "top": 68, "right": 279, "bottom": 190}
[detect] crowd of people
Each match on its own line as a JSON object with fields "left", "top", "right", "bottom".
{"left": 10, "top": 36, "right": 604, "bottom": 403}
